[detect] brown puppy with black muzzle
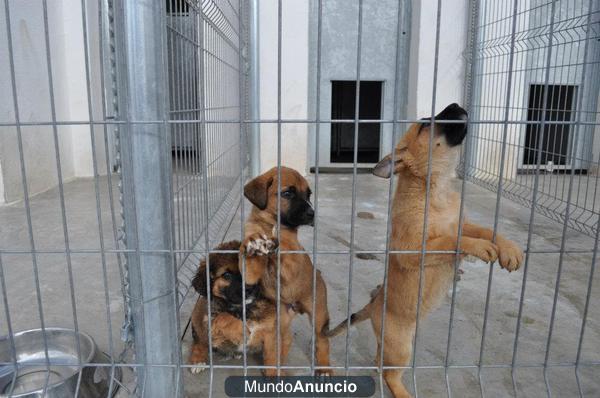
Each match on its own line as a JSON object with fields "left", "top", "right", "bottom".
{"left": 327, "top": 103, "right": 524, "bottom": 397}
{"left": 241, "top": 166, "right": 332, "bottom": 375}
{"left": 188, "top": 240, "right": 295, "bottom": 376}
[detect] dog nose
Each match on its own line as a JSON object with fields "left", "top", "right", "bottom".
{"left": 306, "top": 207, "right": 315, "bottom": 219}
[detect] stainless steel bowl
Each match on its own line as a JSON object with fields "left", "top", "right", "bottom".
{"left": 0, "top": 328, "right": 121, "bottom": 397}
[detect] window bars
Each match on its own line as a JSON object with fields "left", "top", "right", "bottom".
{"left": 0, "top": 0, "right": 599, "bottom": 397}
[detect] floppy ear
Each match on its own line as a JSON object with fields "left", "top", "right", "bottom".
{"left": 244, "top": 174, "right": 273, "bottom": 210}
{"left": 373, "top": 154, "right": 393, "bottom": 178}
{"left": 192, "top": 259, "right": 208, "bottom": 297}
{"left": 373, "top": 148, "right": 410, "bottom": 178}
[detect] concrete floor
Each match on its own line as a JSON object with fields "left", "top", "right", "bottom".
{"left": 184, "top": 173, "right": 600, "bottom": 397}
{"left": 1, "top": 173, "right": 599, "bottom": 397}
{"left": 470, "top": 171, "right": 600, "bottom": 236}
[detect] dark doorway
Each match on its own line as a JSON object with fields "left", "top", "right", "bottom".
{"left": 330, "top": 81, "right": 382, "bottom": 163}
{"left": 523, "top": 84, "right": 577, "bottom": 167}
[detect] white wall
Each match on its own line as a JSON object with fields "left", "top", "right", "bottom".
{"left": 307, "top": 0, "right": 406, "bottom": 168}
{"left": 470, "top": 0, "right": 531, "bottom": 181}
{"left": 258, "top": 0, "right": 309, "bottom": 174}
{"left": 407, "top": 0, "right": 469, "bottom": 118}
{"left": 257, "top": 0, "right": 470, "bottom": 174}
{"left": 0, "top": 0, "right": 107, "bottom": 204}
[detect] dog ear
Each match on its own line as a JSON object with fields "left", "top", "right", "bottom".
{"left": 244, "top": 173, "right": 273, "bottom": 210}
{"left": 373, "top": 148, "right": 408, "bottom": 178}
{"left": 373, "top": 154, "right": 393, "bottom": 178}
{"left": 192, "top": 259, "right": 208, "bottom": 297}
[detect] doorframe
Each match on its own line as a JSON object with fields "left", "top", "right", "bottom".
{"left": 325, "top": 79, "right": 386, "bottom": 167}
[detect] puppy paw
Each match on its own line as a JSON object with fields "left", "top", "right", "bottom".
{"left": 263, "top": 369, "right": 287, "bottom": 377}
{"left": 315, "top": 368, "right": 333, "bottom": 377}
{"left": 243, "top": 233, "right": 278, "bottom": 257}
{"left": 497, "top": 240, "right": 524, "bottom": 272}
{"left": 189, "top": 362, "right": 207, "bottom": 374}
{"left": 464, "top": 238, "right": 498, "bottom": 263}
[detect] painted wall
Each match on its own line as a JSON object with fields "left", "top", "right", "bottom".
{"left": 307, "top": 0, "right": 408, "bottom": 168}
{"left": 407, "top": 0, "right": 469, "bottom": 118}
{"left": 299, "top": 0, "right": 470, "bottom": 170}
{"left": 0, "top": 0, "right": 107, "bottom": 204}
{"left": 258, "top": 0, "right": 309, "bottom": 174}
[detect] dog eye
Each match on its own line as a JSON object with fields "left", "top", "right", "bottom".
{"left": 281, "top": 190, "right": 295, "bottom": 199}
{"left": 221, "top": 271, "right": 232, "bottom": 280}
{"left": 436, "top": 142, "right": 441, "bottom": 147}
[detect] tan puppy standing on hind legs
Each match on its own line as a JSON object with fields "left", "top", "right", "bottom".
{"left": 328, "top": 103, "right": 524, "bottom": 397}
{"left": 241, "top": 166, "right": 332, "bottom": 375}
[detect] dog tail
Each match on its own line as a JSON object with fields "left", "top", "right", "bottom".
{"left": 326, "top": 285, "right": 381, "bottom": 338}
{"left": 326, "top": 304, "right": 371, "bottom": 338}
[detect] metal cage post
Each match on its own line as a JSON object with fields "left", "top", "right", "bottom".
{"left": 114, "top": 0, "right": 181, "bottom": 396}
{"left": 248, "top": 0, "right": 261, "bottom": 178}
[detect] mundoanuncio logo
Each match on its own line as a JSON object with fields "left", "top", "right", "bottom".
{"left": 224, "top": 376, "right": 375, "bottom": 397}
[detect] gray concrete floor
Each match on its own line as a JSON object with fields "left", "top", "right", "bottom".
{"left": 472, "top": 171, "right": 600, "bottom": 236}
{"left": 1, "top": 174, "right": 600, "bottom": 397}
{"left": 184, "top": 173, "right": 600, "bottom": 397}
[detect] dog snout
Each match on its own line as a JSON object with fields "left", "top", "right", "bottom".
{"left": 436, "top": 103, "right": 467, "bottom": 120}
{"left": 436, "top": 103, "right": 468, "bottom": 147}
{"left": 305, "top": 206, "right": 315, "bottom": 225}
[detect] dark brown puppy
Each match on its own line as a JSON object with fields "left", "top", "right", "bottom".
{"left": 188, "top": 240, "right": 295, "bottom": 376}
{"left": 328, "top": 104, "right": 524, "bottom": 397}
{"left": 241, "top": 166, "right": 332, "bottom": 375}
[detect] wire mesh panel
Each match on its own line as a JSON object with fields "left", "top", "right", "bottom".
{"left": 2, "top": 0, "right": 600, "bottom": 397}
{"left": 167, "top": 0, "right": 248, "bottom": 308}
{"left": 461, "top": 0, "right": 600, "bottom": 396}
{"left": 465, "top": 0, "right": 600, "bottom": 236}
{"left": 0, "top": 0, "right": 248, "bottom": 396}
{"left": 0, "top": 0, "right": 131, "bottom": 395}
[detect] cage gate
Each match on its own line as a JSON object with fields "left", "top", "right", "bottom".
{"left": 1, "top": 0, "right": 599, "bottom": 397}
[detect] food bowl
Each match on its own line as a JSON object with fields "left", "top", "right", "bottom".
{"left": 0, "top": 328, "right": 121, "bottom": 397}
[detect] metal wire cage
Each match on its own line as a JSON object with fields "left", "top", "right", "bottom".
{"left": 0, "top": 0, "right": 599, "bottom": 397}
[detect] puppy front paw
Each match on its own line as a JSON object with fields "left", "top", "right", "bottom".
{"left": 263, "top": 368, "right": 287, "bottom": 377}
{"left": 189, "top": 362, "right": 207, "bottom": 374}
{"left": 315, "top": 368, "right": 333, "bottom": 376}
{"left": 463, "top": 238, "right": 498, "bottom": 263}
{"left": 243, "top": 233, "right": 278, "bottom": 257}
{"left": 497, "top": 240, "right": 524, "bottom": 272}
{"left": 188, "top": 343, "right": 208, "bottom": 374}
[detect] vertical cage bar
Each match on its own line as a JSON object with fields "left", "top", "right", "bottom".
{"left": 115, "top": 0, "right": 181, "bottom": 396}
{"left": 378, "top": 2, "right": 411, "bottom": 396}
{"left": 238, "top": 0, "right": 249, "bottom": 377}
{"left": 197, "top": 2, "right": 216, "bottom": 396}
{"left": 275, "top": 0, "right": 283, "bottom": 375}
{"left": 478, "top": 0, "right": 520, "bottom": 392}
{"left": 2, "top": 1, "right": 52, "bottom": 395}
{"left": 544, "top": 1, "right": 595, "bottom": 394}
{"left": 310, "top": 0, "right": 323, "bottom": 376}
{"left": 412, "top": 0, "right": 443, "bottom": 395}
{"left": 511, "top": 2, "right": 559, "bottom": 393}
{"left": 344, "top": 0, "right": 364, "bottom": 374}
{"left": 39, "top": 1, "right": 84, "bottom": 388}
{"left": 447, "top": 2, "right": 482, "bottom": 395}
{"left": 248, "top": 0, "right": 260, "bottom": 177}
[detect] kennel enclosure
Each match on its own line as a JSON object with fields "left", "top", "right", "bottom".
{"left": 1, "top": 0, "right": 599, "bottom": 397}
